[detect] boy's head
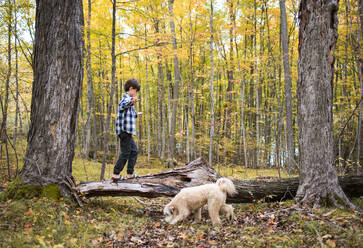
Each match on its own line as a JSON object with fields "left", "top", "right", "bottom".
{"left": 124, "top": 79, "right": 140, "bottom": 95}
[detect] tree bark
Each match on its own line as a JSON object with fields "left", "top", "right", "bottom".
{"left": 254, "top": 0, "right": 260, "bottom": 172}
{"left": 100, "top": 0, "right": 117, "bottom": 180}
{"left": 168, "top": 0, "right": 181, "bottom": 161}
{"left": 21, "top": 0, "right": 84, "bottom": 194}
{"left": 209, "top": 0, "right": 215, "bottom": 167}
{"left": 76, "top": 157, "right": 363, "bottom": 203}
{"left": 1, "top": 0, "right": 11, "bottom": 145}
{"left": 13, "top": 0, "right": 19, "bottom": 148}
{"left": 84, "top": 0, "right": 97, "bottom": 159}
{"left": 279, "top": 0, "right": 294, "bottom": 173}
{"left": 296, "top": 0, "right": 355, "bottom": 209}
{"left": 357, "top": 0, "right": 363, "bottom": 163}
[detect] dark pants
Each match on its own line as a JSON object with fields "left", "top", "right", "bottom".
{"left": 113, "top": 132, "right": 138, "bottom": 175}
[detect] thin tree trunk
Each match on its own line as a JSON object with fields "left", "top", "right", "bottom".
{"left": 21, "top": 0, "right": 84, "bottom": 194}
{"left": 254, "top": 0, "right": 260, "bottom": 173}
{"left": 236, "top": 32, "right": 248, "bottom": 172}
{"left": 1, "top": 0, "right": 11, "bottom": 145}
{"left": 166, "top": 59, "right": 173, "bottom": 163}
{"left": 189, "top": 0, "right": 196, "bottom": 160}
{"left": 356, "top": 0, "right": 362, "bottom": 163}
{"left": 157, "top": 35, "right": 165, "bottom": 159}
{"left": 209, "top": 0, "right": 215, "bottom": 167}
{"left": 168, "top": 0, "right": 181, "bottom": 161}
{"left": 100, "top": 0, "right": 116, "bottom": 180}
{"left": 279, "top": 0, "right": 294, "bottom": 173}
{"left": 145, "top": 26, "right": 150, "bottom": 162}
{"left": 13, "top": 0, "right": 19, "bottom": 148}
{"left": 84, "top": 0, "right": 96, "bottom": 159}
{"left": 296, "top": 0, "right": 356, "bottom": 209}
{"left": 225, "top": 0, "right": 235, "bottom": 138}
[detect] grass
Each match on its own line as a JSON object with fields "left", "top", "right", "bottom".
{"left": 0, "top": 195, "right": 362, "bottom": 247}
{"left": 0, "top": 154, "right": 361, "bottom": 247}
{"left": 72, "top": 154, "right": 297, "bottom": 183}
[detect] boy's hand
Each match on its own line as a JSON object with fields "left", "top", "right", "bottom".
{"left": 137, "top": 112, "right": 143, "bottom": 115}
{"left": 131, "top": 97, "right": 140, "bottom": 105}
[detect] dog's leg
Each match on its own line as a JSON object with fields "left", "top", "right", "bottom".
{"left": 193, "top": 208, "right": 202, "bottom": 222}
{"left": 169, "top": 209, "right": 190, "bottom": 225}
{"left": 207, "top": 199, "right": 222, "bottom": 225}
{"left": 221, "top": 204, "right": 233, "bottom": 221}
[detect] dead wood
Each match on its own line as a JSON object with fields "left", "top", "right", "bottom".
{"left": 75, "top": 157, "right": 363, "bottom": 203}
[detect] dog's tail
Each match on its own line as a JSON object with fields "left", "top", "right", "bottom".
{"left": 216, "top": 178, "right": 237, "bottom": 196}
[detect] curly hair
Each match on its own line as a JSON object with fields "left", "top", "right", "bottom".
{"left": 124, "top": 78, "right": 141, "bottom": 92}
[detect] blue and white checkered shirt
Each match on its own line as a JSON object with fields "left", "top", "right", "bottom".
{"left": 115, "top": 93, "right": 138, "bottom": 136}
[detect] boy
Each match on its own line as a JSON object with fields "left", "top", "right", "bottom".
{"left": 112, "top": 79, "right": 142, "bottom": 181}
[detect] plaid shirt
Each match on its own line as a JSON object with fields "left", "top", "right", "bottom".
{"left": 115, "top": 93, "right": 138, "bottom": 136}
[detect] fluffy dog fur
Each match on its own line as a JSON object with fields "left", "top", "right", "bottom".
{"left": 163, "top": 178, "right": 236, "bottom": 225}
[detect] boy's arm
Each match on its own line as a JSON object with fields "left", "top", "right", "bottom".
{"left": 119, "top": 95, "right": 133, "bottom": 110}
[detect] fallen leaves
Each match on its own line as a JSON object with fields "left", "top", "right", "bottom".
{"left": 0, "top": 197, "right": 362, "bottom": 247}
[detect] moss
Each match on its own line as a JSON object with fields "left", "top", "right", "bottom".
{"left": 42, "top": 183, "right": 61, "bottom": 200}
{"left": 4, "top": 177, "right": 42, "bottom": 200}
{"left": 333, "top": 193, "right": 349, "bottom": 208}
{"left": 2, "top": 177, "right": 61, "bottom": 201}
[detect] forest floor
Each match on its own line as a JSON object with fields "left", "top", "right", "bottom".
{"left": 0, "top": 155, "right": 362, "bottom": 247}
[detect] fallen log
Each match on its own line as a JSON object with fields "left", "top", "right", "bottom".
{"left": 76, "top": 157, "right": 363, "bottom": 203}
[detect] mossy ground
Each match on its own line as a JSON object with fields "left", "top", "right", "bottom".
{"left": 0, "top": 155, "right": 362, "bottom": 247}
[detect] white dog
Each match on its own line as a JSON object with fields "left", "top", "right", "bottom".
{"left": 163, "top": 178, "right": 236, "bottom": 225}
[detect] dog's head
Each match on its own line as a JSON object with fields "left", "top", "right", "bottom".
{"left": 163, "top": 203, "right": 176, "bottom": 223}
{"left": 216, "top": 178, "right": 237, "bottom": 196}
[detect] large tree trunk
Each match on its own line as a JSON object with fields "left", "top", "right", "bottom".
{"left": 76, "top": 157, "right": 363, "bottom": 203}
{"left": 20, "top": 0, "right": 84, "bottom": 194}
{"left": 296, "top": 0, "right": 355, "bottom": 209}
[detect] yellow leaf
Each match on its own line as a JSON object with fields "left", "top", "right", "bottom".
{"left": 117, "top": 232, "right": 124, "bottom": 241}
{"left": 325, "top": 239, "right": 336, "bottom": 248}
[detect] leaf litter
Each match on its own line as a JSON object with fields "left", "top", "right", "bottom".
{"left": 0, "top": 197, "right": 362, "bottom": 247}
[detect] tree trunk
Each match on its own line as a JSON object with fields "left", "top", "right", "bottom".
{"left": 84, "top": 0, "right": 97, "bottom": 159}
{"left": 21, "top": 0, "right": 84, "bottom": 194}
{"left": 225, "top": 0, "right": 235, "bottom": 138}
{"left": 188, "top": 2, "right": 196, "bottom": 161}
{"left": 144, "top": 26, "right": 151, "bottom": 162}
{"left": 1, "top": 0, "right": 11, "bottom": 145}
{"left": 236, "top": 33, "right": 248, "bottom": 171}
{"left": 13, "top": 0, "right": 19, "bottom": 148}
{"left": 279, "top": 0, "right": 294, "bottom": 173}
{"left": 100, "top": 0, "right": 116, "bottom": 180}
{"left": 296, "top": 0, "right": 355, "bottom": 209}
{"left": 357, "top": 0, "right": 363, "bottom": 163}
{"left": 168, "top": 0, "right": 181, "bottom": 161}
{"left": 209, "top": 0, "right": 215, "bottom": 167}
{"left": 254, "top": 0, "right": 260, "bottom": 172}
{"left": 76, "top": 157, "right": 363, "bottom": 203}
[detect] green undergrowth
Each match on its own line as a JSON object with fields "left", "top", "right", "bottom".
{"left": 0, "top": 196, "right": 362, "bottom": 247}
{"left": 0, "top": 177, "right": 61, "bottom": 202}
